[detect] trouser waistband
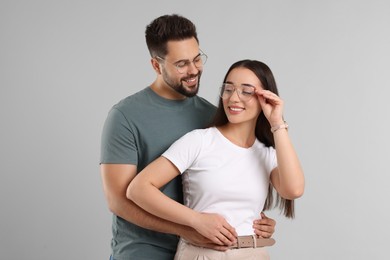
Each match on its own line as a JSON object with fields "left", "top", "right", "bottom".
{"left": 229, "top": 235, "right": 275, "bottom": 249}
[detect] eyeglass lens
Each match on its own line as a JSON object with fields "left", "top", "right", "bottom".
{"left": 176, "top": 54, "right": 207, "bottom": 73}
{"left": 220, "top": 84, "right": 255, "bottom": 101}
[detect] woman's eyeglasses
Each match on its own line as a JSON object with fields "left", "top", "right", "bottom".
{"left": 219, "top": 83, "right": 256, "bottom": 102}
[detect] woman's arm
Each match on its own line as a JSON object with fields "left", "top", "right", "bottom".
{"left": 270, "top": 128, "right": 305, "bottom": 199}
{"left": 127, "top": 156, "right": 237, "bottom": 245}
{"left": 256, "top": 89, "right": 305, "bottom": 200}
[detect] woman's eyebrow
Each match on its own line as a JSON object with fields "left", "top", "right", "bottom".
{"left": 241, "top": 83, "right": 256, "bottom": 87}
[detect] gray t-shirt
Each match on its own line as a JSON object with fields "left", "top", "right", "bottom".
{"left": 100, "top": 87, "right": 216, "bottom": 260}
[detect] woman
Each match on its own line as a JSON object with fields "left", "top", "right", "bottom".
{"left": 127, "top": 60, "right": 305, "bottom": 259}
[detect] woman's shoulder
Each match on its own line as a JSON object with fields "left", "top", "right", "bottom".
{"left": 186, "top": 127, "right": 216, "bottom": 136}
{"left": 253, "top": 139, "right": 276, "bottom": 153}
{"left": 177, "top": 127, "right": 217, "bottom": 144}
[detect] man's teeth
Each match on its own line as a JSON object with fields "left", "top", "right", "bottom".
{"left": 186, "top": 78, "right": 196, "bottom": 83}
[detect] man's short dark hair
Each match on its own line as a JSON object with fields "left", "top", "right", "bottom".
{"left": 145, "top": 14, "right": 199, "bottom": 58}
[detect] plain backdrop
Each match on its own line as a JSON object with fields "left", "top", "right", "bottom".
{"left": 1, "top": 0, "right": 389, "bottom": 259}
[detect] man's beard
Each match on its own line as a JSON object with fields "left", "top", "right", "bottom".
{"left": 162, "top": 71, "right": 202, "bottom": 98}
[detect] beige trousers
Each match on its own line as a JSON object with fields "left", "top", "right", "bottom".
{"left": 174, "top": 239, "right": 270, "bottom": 260}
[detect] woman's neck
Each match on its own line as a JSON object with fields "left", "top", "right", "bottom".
{"left": 217, "top": 123, "right": 256, "bottom": 148}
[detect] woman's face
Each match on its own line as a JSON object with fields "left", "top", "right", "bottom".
{"left": 222, "top": 67, "right": 263, "bottom": 126}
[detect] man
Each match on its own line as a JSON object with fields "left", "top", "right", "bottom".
{"left": 100, "top": 14, "right": 276, "bottom": 260}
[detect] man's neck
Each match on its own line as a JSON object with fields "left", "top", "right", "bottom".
{"left": 150, "top": 82, "right": 187, "bottom": 100}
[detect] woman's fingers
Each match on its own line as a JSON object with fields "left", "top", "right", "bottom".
{"left": 196, "top": 213, "right": 237, "bottom": 246}
{"left": 213, "top": 226, "right": 237, "bottom": 246}
{"left": 256, "top": 89, "right": 282, "bottom": 105}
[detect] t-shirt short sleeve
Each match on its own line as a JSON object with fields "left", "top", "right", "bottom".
{"left": 162, "top": 130, "right": 203, "bottom": 173}
{"left": 265, "top": 146, "right": 277, "bottom": 176}
{"left": 100, "top": 107, "right": 138, "bottom": 164}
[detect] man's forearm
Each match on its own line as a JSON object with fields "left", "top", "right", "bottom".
{"left": 110, "top": 197, "right": 186, "bottom": 235}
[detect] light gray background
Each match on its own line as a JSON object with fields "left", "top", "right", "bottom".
{"left": 1, "top": 0, "right": 389, "bottom": 259}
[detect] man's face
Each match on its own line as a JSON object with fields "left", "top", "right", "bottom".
{"left": 159, "top": 38, "right": 203, "bottom": 97}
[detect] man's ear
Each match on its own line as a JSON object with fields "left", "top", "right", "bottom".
{"left": 151, "top": 58, "right": 162, "bottom": 74}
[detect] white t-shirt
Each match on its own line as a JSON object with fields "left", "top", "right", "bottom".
{"left": 162, "top": 127, "right": 277, "bottom": 235}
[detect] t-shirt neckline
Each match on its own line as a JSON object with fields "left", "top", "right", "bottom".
{"left": 212, "top": 127, "right": 259, "bottom": 151}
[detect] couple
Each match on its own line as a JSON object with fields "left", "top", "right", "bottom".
{"left": 101, "top": 14, "right": 304, "bottom": 260}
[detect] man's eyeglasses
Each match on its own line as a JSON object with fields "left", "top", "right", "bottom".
{"left": 155, "top": 52, "right": 208, "bottom": 74}
{"left": 219, "top": 83, "right": 256, "bottom": 102}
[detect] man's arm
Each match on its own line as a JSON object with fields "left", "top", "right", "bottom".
{"left": 100, "top": 163, "right": 231, "bottom": 251}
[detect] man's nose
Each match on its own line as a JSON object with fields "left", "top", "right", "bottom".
{"left": 186, "top": 61, "right": 199, "bottom": 75}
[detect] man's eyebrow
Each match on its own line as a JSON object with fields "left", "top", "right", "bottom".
{"left": 173, "top": 53, "right": 201, "bottom": 64}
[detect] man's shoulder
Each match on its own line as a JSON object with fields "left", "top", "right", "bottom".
{"left": 193, "top": 95, "right": 215, "bottom": 107}
{"left": 110, "top": 88, "right": 151, "bottom": 114}
{"left": 115, "top": 87, "right": 149, "bottom": 105}
{"left": 191, "top": 95, "right": 217, "bottom": 115}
